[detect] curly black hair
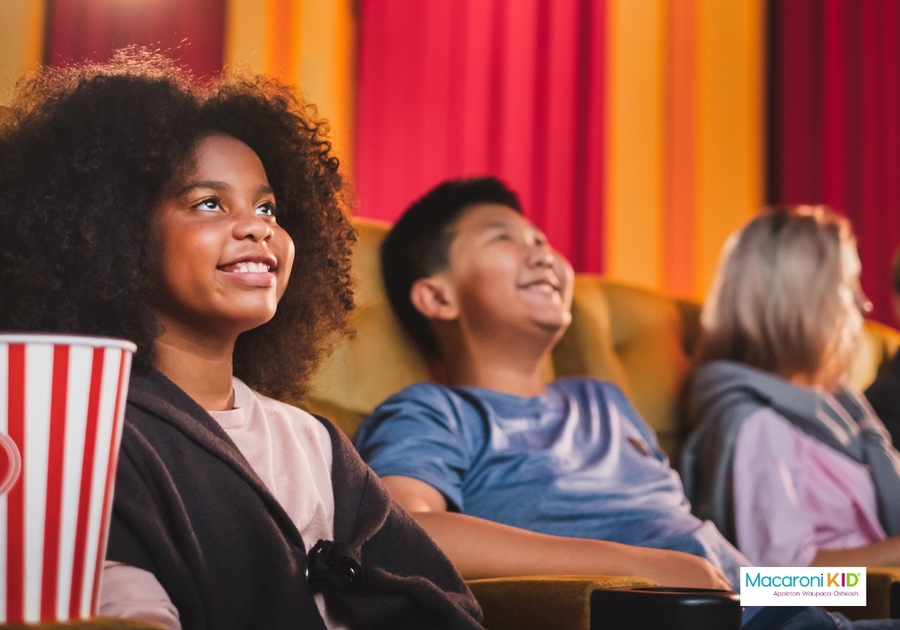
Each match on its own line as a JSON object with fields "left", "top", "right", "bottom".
{"left": 0, "top": 49, "right": 355, "bottom": 400}
{"left": 380, "top": 176, "right": 522, "bottom": 358}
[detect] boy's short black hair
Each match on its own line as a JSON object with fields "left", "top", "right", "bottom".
{"left": 380, "top": 176, "right": 522, "bottom": 358}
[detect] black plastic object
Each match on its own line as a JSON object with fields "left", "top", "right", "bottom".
{"left": 590, "top": 587, "right": 742, "bottom": 630}
{"left": 892, "top": 581, "right": 900, "bottom": 618}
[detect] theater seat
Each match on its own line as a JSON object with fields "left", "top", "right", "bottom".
{"left": 298, "top": 217, "right": 900, "bottom": 625}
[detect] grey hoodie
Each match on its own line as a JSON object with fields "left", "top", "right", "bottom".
{"left": 680, "top": 360, "right": 900, "bottom": 544}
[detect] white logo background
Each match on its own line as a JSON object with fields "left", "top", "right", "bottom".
{"left": 740, "top": 567, "right": 866, "bottom": 607}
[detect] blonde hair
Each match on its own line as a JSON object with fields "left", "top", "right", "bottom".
{"left": 696, "top": 206, "right": 859, "bottom": 384}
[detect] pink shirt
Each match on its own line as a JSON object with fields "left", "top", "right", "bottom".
{"left": 732, "top": 407, "right": 886, "bottom": 567}
{"left": 99, "top": 378, "right": 349, "bottom": 630}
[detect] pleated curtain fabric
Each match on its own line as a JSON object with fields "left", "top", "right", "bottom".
{"left": 43, "top": 0, "right": 226, "bottom": 81}
{"left": 354, "top": 0, "right": 607, "bottom": 274}
{"left": 767, "top": 0, "right": 900, "bottom": 326}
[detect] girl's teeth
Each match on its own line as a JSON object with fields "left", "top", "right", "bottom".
{"left": 233, "top": 262, "right": 269, "bottom": 273}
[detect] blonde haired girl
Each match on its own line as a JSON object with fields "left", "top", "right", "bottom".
{"left": 682, "top": 206, "right": 900, "bottom": 569}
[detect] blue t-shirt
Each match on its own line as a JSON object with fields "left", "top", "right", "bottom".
{"left": 354, "top": 377, "right": 749, "bottom": 587}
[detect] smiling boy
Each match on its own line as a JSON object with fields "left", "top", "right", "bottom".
{"left": 354, "top": 177, "right": 736, "bottom": 588}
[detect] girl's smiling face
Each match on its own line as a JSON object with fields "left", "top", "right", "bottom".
{"left": 151, "top": 134, "right": 295, "bottom": 342}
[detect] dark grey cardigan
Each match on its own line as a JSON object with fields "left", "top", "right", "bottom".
{"left": 107, "top": 370, "right": 483, "bottom": 630}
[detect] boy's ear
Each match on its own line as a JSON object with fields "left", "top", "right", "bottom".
{"left": 410, "top": 276, "right": 459, "bottom": 321}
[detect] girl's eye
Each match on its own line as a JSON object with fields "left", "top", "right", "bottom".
{"left": 195, "top": 198, "right": 221, "bottom": 212}
{"left": 256, "top": 202, "right": 276, "bottom": 217}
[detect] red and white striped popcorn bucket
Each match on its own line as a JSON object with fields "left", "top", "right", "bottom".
{"left": 0, "top": 334, "right": 136, "bottom": 622}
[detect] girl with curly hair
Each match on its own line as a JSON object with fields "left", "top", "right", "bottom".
{"left": 0, "top": 50, "right": 482, "bottom": 630}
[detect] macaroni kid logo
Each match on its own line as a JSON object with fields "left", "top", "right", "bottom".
{"left": 740, "top": 567, "right": 866, "bottom": 607}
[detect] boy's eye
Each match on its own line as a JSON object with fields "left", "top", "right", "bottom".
{"left": 195, "top": 198, "right": 221, "bottom": 212}
{"left": 256, "top": 202, "right": 276, "bottom": 217}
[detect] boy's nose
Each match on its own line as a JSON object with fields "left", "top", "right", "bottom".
{"left": 531, "top": 247, "right": 555, "bottom": 268}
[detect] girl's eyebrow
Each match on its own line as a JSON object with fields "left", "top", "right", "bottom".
{"left": 178, "top": 180, "right": 228, "bottom": 196}
{"left": 177, "top": 181, "right": 274, "bottom": 196}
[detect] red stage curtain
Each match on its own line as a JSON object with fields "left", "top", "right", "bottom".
{"left": 44, "top": 0, "right": 225, "bottom": 80}
{"left": 355, "top": 0, "right": 606, "bottom": 273}
{"left": 768, "top": 0, "right": 900, "bottom": 326}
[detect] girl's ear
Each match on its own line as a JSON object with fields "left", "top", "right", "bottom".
{"left": 410, "top": 276, "right": 459, "bottom": 321}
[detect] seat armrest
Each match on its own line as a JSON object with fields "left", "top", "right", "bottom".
{"left": 826, "top": 566, "right": 900, "bottom": 620}
{"left": 868, "top": 567, "right": 900, "bottom": 619}
{"left": 467, "top": 575, "right": 656, "bottom": 630}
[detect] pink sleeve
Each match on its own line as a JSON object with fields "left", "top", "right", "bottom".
{"left": 98, "top": 561, "right": 181, "bottom": 630}
{"left": 732, "top": 409, "right": 819, "bottom": 567}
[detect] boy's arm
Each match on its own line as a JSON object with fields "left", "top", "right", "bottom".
{"left": 382, "top": 475, "right": 731, "bottom": 589}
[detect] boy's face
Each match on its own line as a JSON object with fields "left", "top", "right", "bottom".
{"left": 436, "top": 203, "right": 574, "bottom": 338}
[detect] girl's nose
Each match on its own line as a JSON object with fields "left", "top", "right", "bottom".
{"left": 235, "top": 210, "right": 274, "bottom": 242}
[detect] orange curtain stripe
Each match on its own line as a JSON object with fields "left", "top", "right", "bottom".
{"left": 605, "top": 0, "right": 666, "bottom": 289}
{"left": 225, "top": 0, "right": 357, "bottom": 175}
{"left": 268, "top": 0, "right": 298, "bottom": 84}
{"left": 604, "top": 0, "right": 764, "bottom": 300}
{"left": 695, "top": 0, "right": 764, "bottom": 297}
{"left": 664, "top": 0, "right": 698, "bottom": 298}
{"left": 0, "top": 1, "right": 45, "bottom": 104}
